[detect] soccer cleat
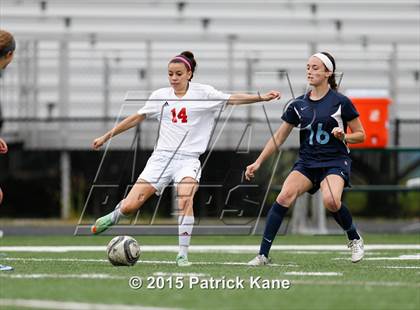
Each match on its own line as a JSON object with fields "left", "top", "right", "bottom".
{"left": 91, "top": 203, "right": 127, "bottom": 235}
{"left": 348, "top": 238, "right": 364, "bottom": 263}
{"left": 176, "top": 254, "right": 192, "bottom": 267}
{"left": 247, "top": 254, "right": 271, "bottom": 266}
{"left": 91, "top": 212, "right": 114, "bottom": 235}
{"left": 0, "top": 264, "right": 14, "bottom": 271}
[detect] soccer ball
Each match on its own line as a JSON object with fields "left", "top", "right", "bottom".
{"left": 106, "top": 236, "right": 140, "bottom": 266}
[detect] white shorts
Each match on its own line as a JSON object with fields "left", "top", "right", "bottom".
{"left": 138, "top": 150, "right": 202, "bottom": 195}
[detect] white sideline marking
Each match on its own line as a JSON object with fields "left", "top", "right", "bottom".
{"left": 282, "top": 251, "right": 347, "bottom": 255}
{"left": 383, "top": 266, "right": 420, "bottom": 269}
{"left": 365, "top": 254, "right": 420, "bottom": 260}
{"left": 0, "top": 244, "right": 419, "bottom": 253}
{"left": 153, "top": 272, "right": 209, "bottom": 277}
{"left": 0, "top": 246, "right": 105, "bottom": 252}
{"left": 284, "top": 272, "right": 343, "bottom": 276}
{"left": 293, "top": 280, "right": 420, "bottom": 288}
{"left": 0, "top": 257, "right": 298, "bottom": 267}
{"left": 0, "top": 299, "right": 181, "bottom": 310}
{"left": 0, "top": 273, "right": 125, "bottom": 280}
{"left": 334, "top": 254, "right": 420, "bottom": 261}
{"left": 2, "top": 257, "right": 109, "bottom": 263}
{"left": 141, "top": 260, "right": 297, "bottom": 267}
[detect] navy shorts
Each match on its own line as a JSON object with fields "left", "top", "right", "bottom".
{"left": 292, "top": 161, "right": 351, "bottom": 195}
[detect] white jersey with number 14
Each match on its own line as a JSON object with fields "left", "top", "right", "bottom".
{"left": 137, "top": 82, "right": 231, "bottom": 155}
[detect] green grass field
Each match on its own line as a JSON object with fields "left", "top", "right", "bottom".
{"left": 0, "top": 234, "right": 419, "bottom": 310}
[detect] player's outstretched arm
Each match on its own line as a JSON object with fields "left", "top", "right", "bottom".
{"left": 0, "top": 138, "right": 8, "bottom": 154}
{"left": 227, "top": 91, "right": 280, "bottom": 105}
{"left": 245, "top": 122, "right": 294, "bottom": 180}
{"left": 331, "top": 117, "right": 365, "bottom": 144}
{"left": 92, "top": 113, "right": 146, "bottom": 150}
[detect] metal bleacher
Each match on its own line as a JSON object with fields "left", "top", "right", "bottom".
{"left": 0, "top": 0, "right": 419, "bottom": 150}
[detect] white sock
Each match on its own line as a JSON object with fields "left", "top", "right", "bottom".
{"left": 178, "top": 215, "right": 194, "bottom": 257}
{"left": 110, "top": 202, "right": 128, "bottom": 224}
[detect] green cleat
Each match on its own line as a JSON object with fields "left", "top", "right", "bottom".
{"left": 91, "top": 213, "right": 114, "bottom": 235}
{"left": 176, "top": 254, "right": 192, "bottom": 267}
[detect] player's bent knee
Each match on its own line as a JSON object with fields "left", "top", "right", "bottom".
{"left": 323, "top": 197, "right": 340, "bottom": 212}
{"left": 276, "top": 190, "right": 297, "bottom": 208}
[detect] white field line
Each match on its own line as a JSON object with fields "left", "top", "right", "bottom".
{"left": 0, "top": 299, "right": 181, "bottom": 310}
{"left": 0, "top": 257, "right": 298, "bottom": 267}
{"left": 0, "top": 273, "right": 210, "bottom": 280}
{"left": 383, "top": 266, "right": 420, "bottom": 269}
{"left": 292, "top": 280, "right": 420, "bottom": 288}
{"left": 0, "top": 244, "right": 419, "bottom": 253}
{"left": 153, "top": 272, "right": 209, "bottom": 277}
{"left": 334, "top": 254, "right": 420, "bottom": 261}
{"left": 284, "top": 271, "right": 343, "bottom": 276}
{"left": 280, "top": 251, "right": 389, "bottom": 255}
{"left": 2, "top": 257, "right": 109, "bottom": 263}
{"left": 0, "top": 273, "right": 125, "bottom": 279}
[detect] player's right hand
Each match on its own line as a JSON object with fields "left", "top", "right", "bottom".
{"left": 92, "top": 136, "right": 107, "bottom": 150}
{"left": 260, "top": 90, "right": 281, "bottom": 101}
{"left": 245, "top": 161, "right": 260, "bottom": 181}
{"left": 0, "top": 138, "right": 8, "bottom": 154}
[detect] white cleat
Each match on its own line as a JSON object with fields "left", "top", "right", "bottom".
{"left": 247, "top": 254, "right": 271, "bottom": 266}
{"left": 0, "top": 264, "right": 14, "bottom": 271}
{"left": 348, "top": 238, "right": 364, "bottom": 263}
{"left": 176, "top": 254, "right": 192, "bottom": 267}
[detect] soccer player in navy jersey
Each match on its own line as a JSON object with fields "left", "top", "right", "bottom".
{"left": 246, "top": 52, "right": 366, "bottom": 265}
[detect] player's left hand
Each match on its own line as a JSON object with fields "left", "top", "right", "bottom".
{"left": 331, "top": 127, "right": 346, "bottom": 141}
{"left": 260, "top": 91, "right": 281, "bottom": 101}
{"left": 0, "top": 138, "right": 8, "bottom": 154}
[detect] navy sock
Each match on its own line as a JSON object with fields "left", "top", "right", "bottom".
{"left": 331, "top": 203, "right": 360, "bottom": 240}
{"left": 259, "top": 202, "right": 289, "bottom": 257}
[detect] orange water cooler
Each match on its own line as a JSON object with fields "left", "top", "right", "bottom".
{"left": 347, "top": 96, "right": 392, "bottom": 148}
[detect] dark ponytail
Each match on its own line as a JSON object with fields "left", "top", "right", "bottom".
{"left": 180, "top": 51, "right": 196, "bottom": 80}
{"left": 321, "top": 52, "right": 337, "bottom": 91}
{"left": 0, "top": 30, "right": 16, "bottom": 58}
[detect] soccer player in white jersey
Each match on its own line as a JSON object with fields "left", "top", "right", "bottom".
{"left": 91, "top": 51, "right": 281, "bottom": 266}
{"left": 0, "top": 29, "right": 16, "bottom": 272}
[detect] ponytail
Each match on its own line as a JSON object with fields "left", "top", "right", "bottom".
{"left": 328, "top": 74, "right": 338, "bottom": 91}
{"left": 321, "top": 52, "right": 337, "bottom": 90}
{"left": 0, "top": 30, "right": 15, "bottom": 57}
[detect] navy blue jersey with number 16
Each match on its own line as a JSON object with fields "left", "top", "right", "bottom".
{"left": 281, "top": 89, "right": 359, "bottom": 168}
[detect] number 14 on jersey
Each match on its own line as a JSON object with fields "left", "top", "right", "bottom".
{"left": 171, "top": 107, "right": 188, "bottom": 123}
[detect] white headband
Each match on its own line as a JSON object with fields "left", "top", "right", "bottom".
{"left": 312, "top": 53, "right": 334, "bottom": 72}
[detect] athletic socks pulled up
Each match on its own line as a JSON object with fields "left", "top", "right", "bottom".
{"left": 259, "top": 202, "right": 289, "bottom": 258}
{"left": 110, "top": 202, "right": 128, "bottom": 224}
{"left": 178, "top": 215, "right": 194, "bottom": 257}
{"left": 330, "top": 203, "right": 360, "bottom": 240}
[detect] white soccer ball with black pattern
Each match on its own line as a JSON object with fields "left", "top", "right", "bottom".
{"left": 106, "top": 236, "right": 140, "bottom": 266}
